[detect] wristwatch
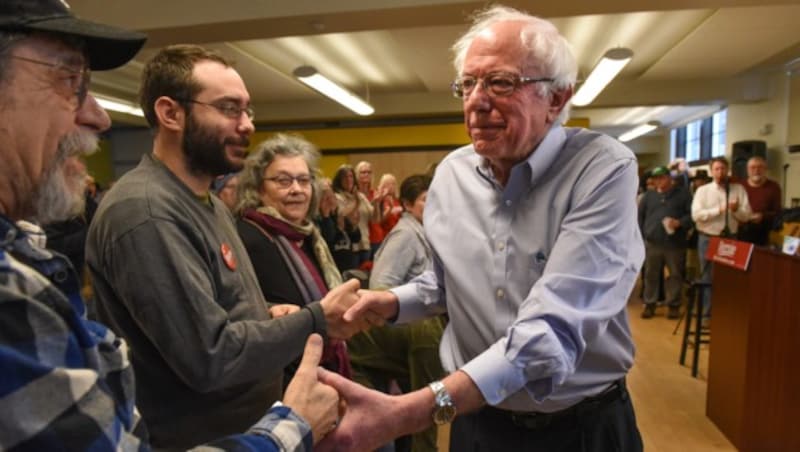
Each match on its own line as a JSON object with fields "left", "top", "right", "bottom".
{"left": 428, "top": 380, "right": 456, "bottom": 425}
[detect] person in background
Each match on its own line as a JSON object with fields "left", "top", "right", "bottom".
{"left": 332, "top": 164, "right": 373, "bottom": 269}
{"left": 349, "top": 174, "right": 446, "bottom": 452}
{"left": 0, "top": 1, "right": 340, "bottom": 450}
{"left": 738, "top": 156, "right": 782, "bottom": 246}
{"left": 689, "top": 169, "right": 711, "bottom": 195}
{"left": 637, "top": 170, "right": 656, "bottom": 206}
{"left": 684, "top": 169, "right": 711, "bottom": 281}
{"left": 318, "top": 5, "right": 645, "bottom": 451}
{"left": 638, "top": 166, "right": 693, "bottom": 320}
{"left": 355, "top": 160, "right": 375, "bottom": 199}
{"left": 316, "top": 176, "right": 360, "bottom": 273}
{"left": 235, "top": 133, "right": 353, "bottom": 387}
{"left": 691, "top": 157, "right": 752, "bottom": 314}
{"left": 212, "top": 172, "right": 240, "bottom": 212}
{"left": 86, "top": 44, "right": 363, "bottom": 449}
{"left": 316, "top": 177, "right": 339, "bottom": 245}
{"left": 669, "top": 158, "right": 690, "bottom": 188}
{"left": 369, "top": 173, "right": 403, "bottom": 257}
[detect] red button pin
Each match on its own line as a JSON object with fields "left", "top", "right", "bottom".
{"left": 220, "top": 243, "right": 237, "bottom": 271}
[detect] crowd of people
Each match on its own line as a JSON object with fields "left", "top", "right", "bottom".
{"left": 6, "top": 1, "right": 788, "bottom": 451}
{"left": 638, "top": 155, "right": 782, "bottom": 319}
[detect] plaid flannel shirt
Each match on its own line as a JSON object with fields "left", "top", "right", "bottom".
{"left": 0, "top": 214, "right": 311, "bottom": 451}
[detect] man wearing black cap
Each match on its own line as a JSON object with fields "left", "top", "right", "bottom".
{"left": 637, "top": 166, "right": 693, "bottom": 319}
{"left": 0, "top": 1, "right": 339, "bottom": 450}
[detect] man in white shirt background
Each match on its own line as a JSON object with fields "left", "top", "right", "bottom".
{"left": 691, "top": 156, "right": 752, "bottom": 313}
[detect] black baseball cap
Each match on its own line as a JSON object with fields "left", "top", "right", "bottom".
{"left": 0, "top": 0, "right": 146, "bottom": 70}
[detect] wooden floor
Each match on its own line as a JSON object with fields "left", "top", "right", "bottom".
{"left": 437, "top": 284, "right": 737, "bottom": 451}
{"left": 626, "top": 290, "right": 735, "bottom": 451}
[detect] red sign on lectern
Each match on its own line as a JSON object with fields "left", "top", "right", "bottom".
{"left": 705, "top": 237, "right": 755, "bottom": 271}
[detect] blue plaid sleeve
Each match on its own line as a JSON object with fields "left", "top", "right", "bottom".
{"left": 0, "top": 250, "right": 148, "bottom": 451}
{"left": 1, "top": 226, "right": 310, "bottom": 452}
{"left": 195, "top": 403, "right": 312, "bottom": 452}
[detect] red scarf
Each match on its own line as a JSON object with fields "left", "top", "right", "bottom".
{"left": 243, "top": 209, "right": 352, "bottom": 379}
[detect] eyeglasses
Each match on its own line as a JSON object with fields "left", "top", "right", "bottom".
{"left": 265, "top": 174, "right": 313, "bottom": 189}
{"left": 451, "top": 72, "right": 554, "bottom": 98}
{"left": 11, "top": 55, "right": 91, "bottom": 109}
{"left": 181, "top": 99, "right": 255, "bottom": 121}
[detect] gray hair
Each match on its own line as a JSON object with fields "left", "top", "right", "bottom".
{"left": 236, "top": 133, "right": 321, "bottom": 219}
{"left": 451, "top": 5, "right": 578, "bottom": 122}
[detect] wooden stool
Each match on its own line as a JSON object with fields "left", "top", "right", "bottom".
{"left": 679, "top": 281, "right": 711, "bottom": 377}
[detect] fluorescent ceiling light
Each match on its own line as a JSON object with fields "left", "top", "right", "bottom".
{"left": 619, "top": 121, "right": 660, "bottom": 142}
{"left": 293, "top": 65, "right": 374, "bottom": 116}
{"left": 92, "top": 92, "right": 144, "bottom": 117}
{"left": 572, "top": 48, "right": 633, "bottom": 107}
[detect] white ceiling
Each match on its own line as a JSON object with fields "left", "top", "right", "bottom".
{"left": 70, "top": 0, "right": 800, "bottom": 142}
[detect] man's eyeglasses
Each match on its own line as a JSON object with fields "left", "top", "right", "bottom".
{"left": 451, "top": 72, "right": 554, "bottom": 98}
{"left": 11, "top": 55, "right": 90, "bottom": 109}
{"left": 265, "top": 174, "right": 313, "bottom": 189}
{"left": 181, "top": 99, "right": 255, "bottom": 121}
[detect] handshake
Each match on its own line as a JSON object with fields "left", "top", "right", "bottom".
{"left": 314, "top": 278, "right": 400, "bottom": 340}
{"left": 277, "top": 283, "right": 411, "bottom": 450}
{"left": 269, "top": 279, "right": 398, "bottom": 340}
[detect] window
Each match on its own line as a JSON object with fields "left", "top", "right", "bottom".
{"left": 670, "top": 109, "right": 727, "bottom": 163}
{"left": 711, "top": 110, "right": 726, "bottom": 158}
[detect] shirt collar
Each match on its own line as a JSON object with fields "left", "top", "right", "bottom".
{"left": 476, "top": 125, "right": 567, "bottom": 205}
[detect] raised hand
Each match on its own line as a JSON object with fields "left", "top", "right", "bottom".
{"left": 314, "top": 368, "right": 410, "bottom": 452}
{"left": 282, "top": 334, "right": 340, "bottom": 444}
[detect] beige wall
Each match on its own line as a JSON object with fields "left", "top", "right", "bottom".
{"left": 339, "top": 151, "right": 449, "bottom": 187}
{"left": 727, "top": 71, "right": 798, "bottom": 206}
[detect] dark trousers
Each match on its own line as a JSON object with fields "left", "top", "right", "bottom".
{"left": 450, "top": 382, "right": 642, "bottom": 452}
{"left": 643, "top": 243, "right": 686, "bottom": 307}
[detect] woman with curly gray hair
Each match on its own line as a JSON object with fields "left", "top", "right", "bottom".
{"left": 235, "top": 133, "right": 351, "bottom": 384}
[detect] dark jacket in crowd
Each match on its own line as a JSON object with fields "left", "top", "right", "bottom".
{"left": 638, "top": 186, "right": 693, "bottom": 248}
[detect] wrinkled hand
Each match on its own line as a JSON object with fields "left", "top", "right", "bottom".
{"left": 314, "top": 368, "right": 407, "bottom": 452}
{"left": 751, "top": 212, "right": 764, "bottom": 223}
{"left": 283, "top": 334, "right": 340, "bottom": 444}
{"left": 320, "top": 279, "right": 370, "bottom": 339}
{"left": 343, "top": 289, "right": 399, "bottom": 325}
{"left": 269, "top": 304, "right": 300, "bottom": 318}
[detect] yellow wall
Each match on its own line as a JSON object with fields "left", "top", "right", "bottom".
{"left": 85, "top": 140, "right": 114, "bottom": 187}
{"left": 251, "top": 123, "right": 470, "bottom": 150}
{"left": 251, "top": 123, "right": 470, "bottom": 181}
{"left": 250, "top": 118, "right": 590, "bottom": 181}
{"left": 99, "top": 117, "right": 591, "bottom": 185}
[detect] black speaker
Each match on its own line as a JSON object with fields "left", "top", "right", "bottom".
{"left": 732, "top": 140, "right": 766, "bottom": 180}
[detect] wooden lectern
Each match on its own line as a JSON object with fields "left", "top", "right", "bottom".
{"left": 706, "top": 246, "right": 800, "bottom": 451}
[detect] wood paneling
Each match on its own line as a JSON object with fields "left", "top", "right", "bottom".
{"left": 707, "top": 247, "right": 800, "bottom": 451}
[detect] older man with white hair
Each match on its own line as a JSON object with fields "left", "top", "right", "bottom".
{"left": 318, "top": 5, "right": 645, "bottom": 452}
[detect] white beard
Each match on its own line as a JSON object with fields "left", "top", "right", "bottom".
{"left": 32, "top": 132, "right": 97, "bottom": 225}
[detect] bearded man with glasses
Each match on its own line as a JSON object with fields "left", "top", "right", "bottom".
{"left": 317, "top": 5, "right": 645, "bottom": 452}
{"left": 86, "top": 44, "right": 367, "bottom": 450}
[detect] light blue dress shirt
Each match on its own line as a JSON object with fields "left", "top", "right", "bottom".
{"left": 391, "top": 125, "right": 644, "bottom": 413}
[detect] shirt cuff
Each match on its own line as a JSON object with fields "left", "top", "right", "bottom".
{"left": 390, "top": 283, "right": 429, "bottom": 324}
{"left": 459, "top": 341, "right": 530, "bottom": 405}
{"left": 304, "top": 302, "right": 328, "bottom": 341}
{"left": 248, "top": 401, "right": 312, "bottom": 452}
